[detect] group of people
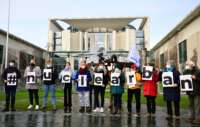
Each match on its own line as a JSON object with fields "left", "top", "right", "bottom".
{"left": 1, "top": 56, "right": 200, "bottom": 124}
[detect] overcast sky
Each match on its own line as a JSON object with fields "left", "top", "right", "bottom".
{"left": 0, "top": 0, "right": 199, "bottom": 49}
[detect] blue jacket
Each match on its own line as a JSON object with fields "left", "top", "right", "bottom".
{"left": 162, "top": 67, "right": 180, "bottom": 101}
{"left": 75, "top": 69, "right": 92, "bottom": 92}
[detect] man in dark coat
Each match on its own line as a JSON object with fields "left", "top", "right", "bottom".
{"left": 183, "top": 60, "right": 200, "bottom": 124}
{"left": 2, "top": 60, "right": 21, "bottom": 112}
{"left": 161, "top": 61, "right": 180, "bottom": 120}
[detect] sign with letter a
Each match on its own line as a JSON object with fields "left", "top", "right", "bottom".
{"left": 7, "top": 72, "right": 17, "bottom": 86}
{"left": 43, "top": 69, "right": 52, "bottom": 81}
{"left": 126, "top": 71, "right": 136, "bottom": 87}
{"left": 78, "top": 75, "right": 87, "bottom": 87}
{"left": 111, "top": 73, "right": 120, "bottom": 86}
{"left": 180, "top": 75, "right": 193, "bottom": 91}
{"left": 142, "top": 66, "right": 153, "bottom": 80}
{"left": 62, "top": 72, "right": 71, "bottom": 83}
{"left": 162, "top": 72, "right": 177, "bottom": 87}
{"left": 94, "top": 73, "right": 103, "bottom": 86}
{"left": 27, "top": 72, "right": 36, "bottom": 84}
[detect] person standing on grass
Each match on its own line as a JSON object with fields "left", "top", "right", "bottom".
{"left": 42, "top": 60, "right": 58, "bottom": 112}
{"left": 24, "top": 59, "right": 41, "bottom": 111}
{"left": 59, "top": 62, "right": 73, "bottom": 113}
{"left": 1, "top": 60, "right": 21, "bottom": 112}
{"left": 161, "top": 60, "right": 181, "bottom": 120}
{"left": 127, "top": 63, "right": 142, "bottom": 117}
{"left": 93, "top": 60, "right": 109, "bottom": 113}
{"left": 111, "top": 64, "right": 125, "bottom": 115}
{"left": 143, "top": 63, "right": 159, "bottom": 117}
{"left": 75, "top": 60, "right": 92, "bottom": 113}
{"left": 183, "top": 60, "right": 200, "bottom": 124}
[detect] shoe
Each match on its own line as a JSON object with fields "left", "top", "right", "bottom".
{"left": 35, "top": 105, "right": 39, "bottom": 111}
{"left": 68, "top": 107, "right": 72, "bottom": 113}
{"left": 99, "top": 107, "right": 104, "bottom": 113}
{"left": 174, "top": 116, "right": 180, "bottom": 120}
{"left": 128, "top": 112, "right": 132, "bottom": 116}
{"left": 134, "top": 114, "right": 140, "bottom": 117}
{"left": 166, "top": 115, "right": 173, "bottom": 120}
{"left": 42, "top": 106, "right": 46, "bottom": 112}
{"left": 11, "top": 108, "right": 16, "bottom": 112}
{"left": 2, "top": 108, "right": 9, "bottom": 112}
{"left": 52, "top": 105, "right": 57, "bottom": 112}
{"left": 64, "top": 107, "right": 68, "bottom": 113}
{"left": 187, "top": 117, "right": 195, "bottom": 123}
{"left": 27, "top": 105, "right": 33, "bottom": 110}
{"left": 86, "top": 107, "right": 91, "bottom": 113}
{"left": 93, "top": 108, "right": 100, "bottom": 113}
{"left": 79, "top": 107, "right": 85, "bottom": 113}
{"left": 192, "top": 119, "right": 200, "bottom": 125}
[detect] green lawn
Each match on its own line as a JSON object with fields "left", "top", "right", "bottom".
{"left": 0, "top": 87, "right": 189, "bottom": 110}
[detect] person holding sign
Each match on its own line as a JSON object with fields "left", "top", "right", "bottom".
{"left": 24, "top": 59, "right": 41, "bottom": 111}
{"left": 42, "top": 60, "right": 58, "bottom": 112}
{"left": 143, "top": 63, "right": 159, "bottom": 117}
{"left": 1, "top": 60, "right": 21, "bottom": 112}
{"left": 59, "top": 62, "right": 73, "bottom": 113}
{"left": 93, "top": 60, "right": 109, "bottom": 113}
{"left": 127, "top": 64, "right": 142, "bottom": 117}
{"left": 111, "top": 64, "right": 125, "bottom": 115}
{"left": 182, "top": 61, "right": 200, "bottom": 124}
{"left": 161, "top": 61, "right": 180, "bottom": 120}
{"left": 74, "top": 60, "right": 92, "bottom": 113}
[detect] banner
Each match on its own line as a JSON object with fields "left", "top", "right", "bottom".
{"left": 27, "top": 72, "right": 36, "bottom": 84}
{"left": 94, "top": 73, "right": 103, "bottom": 86}
{"left": 142, "top": 66, "right": 153, "bottom": 80}
{"left": 78, "top": 75, "right": 87, "bottom": 87}
{"left": 180, "top": 75, "right": 193, "bottom": 91}
{"left": 162, "top": 72, "right": 177, "bottom": 87}
{"left": 43, "top": 69, "right": 52, "bottom": 81}
{"left": 7, "top": 72, "right": 17, "bottom": 86}
{"left": 127, "top": 45, "right": 141, "bottom": 67}
{"left": 111, "top": 73, "right": 120, "bottom": 86}
{"left": 126, "top": 71, "right": 136, "bottom": 87}
{"left": 61, "top": 72, "right": 71, "bottom": 83}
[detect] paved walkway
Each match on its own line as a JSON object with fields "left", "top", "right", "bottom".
{"left": 0, "top": 94, "right": 199, "bottom": 127}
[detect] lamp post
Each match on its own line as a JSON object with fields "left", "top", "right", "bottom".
{"left": 5, "top": 0, "right": 11, "bottom": 68}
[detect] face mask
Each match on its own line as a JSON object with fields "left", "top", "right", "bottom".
{"left": 185, "top": 65, "right": 191, "bottom": 70}
{"left": 166, "top": 64, "right": 171, "bottom": 68}
{"left": 47, "top": 64, "right": 52, "bottom": 68}
{"left": 99, "top": 65, "right": 104, "bottom": 70}
{"left": 9, "top": 62, "right": 14, "bottom": 67}
{"left": 115, "top": 68, "right": 121, "bottom": 73}
{"left": 80, "top": 66, "right": 86, "bottom": 69}
{"left": 107, "top": 66, "right": 112, "bottom": 71}
{"left": 30, "top": 63, "right": 35, "bottom": 67}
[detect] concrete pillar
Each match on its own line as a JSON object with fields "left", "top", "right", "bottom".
{"left": 104, "top": 33, "right": 108, "bottom": 51}
{"left": 62, "top": 30, "right": 70, "bottom": 51}
{"left": 84, "top": 32, "right": 88, "bottom": 51}
{"left": 112, "top": 30, "right": 116, "bottom": 50}
{"left": 79, "top": 31, "right": 83, "bottom": 51}
{"left": 48, "top": 31, "right": 54, "bottom": 51}
{"left": 125, "top": 28, "right": 129, "bottom": 51}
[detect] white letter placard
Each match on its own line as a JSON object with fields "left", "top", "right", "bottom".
{"left": 126, "top": 71, "right": 136, "bottom": 87}
{"left": 142, "top": 66, "right": 153, "bottom": 80}
{"left": 180, "top": 75, "right": 193, "bottom": 91}
{"left": 7, "top": 72, "right": 17, "bottom": 86}
{"left": 78, "top": 75, "right": 87, "bottom": 87}
{"left": 162, "top": 72, "right": 176, "bottom": 87}
{"left": 94, "top": 73, "right": 103, "bottom": 86}
{"left": 61, "top": 72, "right": 71, "bottom": 83}
{"left": 43, "top": 69, "right": 52, "bottom": 81}
{"left": 111, "top": 73, "right": 120, "bottom": 86}
{"left": 27, "top": 72, "right": 36, "bottom": 84}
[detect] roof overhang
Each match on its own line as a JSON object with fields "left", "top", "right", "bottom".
{"left": 50, "top": 17, "right": 148, "bottom": 31}
{"left": 152, "top": 4, "right": 200, "bottom": 51}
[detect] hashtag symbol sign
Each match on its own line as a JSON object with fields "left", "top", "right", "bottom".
{"left": 7, "top": 73, "right": 17, "bottom": 86}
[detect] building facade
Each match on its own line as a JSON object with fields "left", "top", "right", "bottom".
{"left": 48, "top": 17, "right": 150, "bottom": 70}
{"left": 151, "top": 4, "right": 200, "bottom": 72}
{"left": 0, "top": 29, "right": 47, "bottom": 75}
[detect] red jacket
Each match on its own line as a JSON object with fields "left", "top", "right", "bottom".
{"left": 143, "top": 71, "right": 159, "bottom": 97}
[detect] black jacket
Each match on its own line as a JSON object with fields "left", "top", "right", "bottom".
{"left": 2, "top": 66, "right": 21, "bottom": 86}
{"left": 42, "top": 67, "right": 58, "bottom": 85}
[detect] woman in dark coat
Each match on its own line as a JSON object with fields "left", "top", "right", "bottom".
{"left": 161, "top": 61, "right": 180, "bottom": 120}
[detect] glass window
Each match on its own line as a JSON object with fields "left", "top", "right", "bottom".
{"left": 179, "top": 40, "right": 187, "bottom": 63}
{"left": 0, "top": 45, "right": 3, "bottom": 64}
